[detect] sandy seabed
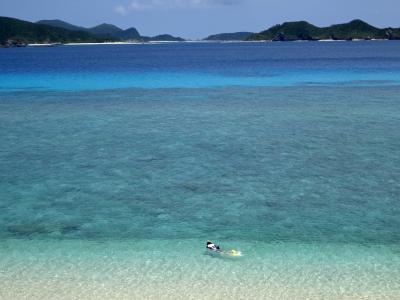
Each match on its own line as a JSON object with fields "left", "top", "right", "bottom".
{"left": 1, "top": 239, "right": 400, "bottom": 300}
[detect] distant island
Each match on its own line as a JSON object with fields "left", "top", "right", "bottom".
{"left": 0, "top": 16, "right": 184, "bottom": 47}
{"left": 1, "top": 16, "right": 400, "bottom": 47}
{"left": 247, "top": 19, "right": 400, "bottom": 41}
{"left": 141, "top": 34, "right": 185, "bottom": 42}
{"left": 203, "top": 32, "right": 253, "bottom": 41}
{"left": 204, "top": 20, "right": 400, "bottom": 42}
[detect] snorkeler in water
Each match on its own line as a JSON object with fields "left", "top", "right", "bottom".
{"left": 206, "top": 241, "right": 242, "bottom": 257}
{"left": 206, "top": 240, "right": 221, "bottom": 252}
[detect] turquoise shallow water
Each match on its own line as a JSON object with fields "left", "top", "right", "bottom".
{"left": 1, "top": 238, "right": 400, "bottom": 299}
{"left": 1, "top": 86, "right": 400, "bottom": 298}
{"left": 1, "top": 42, "right": 400, "bottom": 298}
{"left": 1, "top": 86, "right": 399, "bottom": 244}
{"left": 1, "top": 69, "right": 400, "bottom": 91}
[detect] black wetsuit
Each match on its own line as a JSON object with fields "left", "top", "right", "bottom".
{"left": 206, "top": 243, "right": 220, "bottom": 251}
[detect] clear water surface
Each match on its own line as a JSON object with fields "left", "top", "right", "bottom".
{"left": 0, "top": 41, "right": 400, "bottom": 299}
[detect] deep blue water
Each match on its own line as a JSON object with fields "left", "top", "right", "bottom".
{"left": 1, "top": 41, "right": 400, "bottom": 90}
{"left": 0, "top": 42, "right": 400, "bottom": 245}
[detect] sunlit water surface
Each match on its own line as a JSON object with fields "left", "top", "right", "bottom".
{"left": 1, "top": 42, "right": 400, "bottom": 299}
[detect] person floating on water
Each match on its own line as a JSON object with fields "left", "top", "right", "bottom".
{"left": 206, "top": 241, "right": 242, "bottom": 257}
{"left": 206, "top": 240, "right": 220, "bottom": 252}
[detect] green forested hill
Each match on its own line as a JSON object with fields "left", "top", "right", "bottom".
{"left": 37, "top": 20, "right": 141, "bottom": 39}
{"left": 2, "top": 16, "right": 399, "bottom": 45}
{"left": 248, "top": 19, "right": 400, "bottom": 41}
{"left": 36, "top": 19, "right": 178, "bottom": 41}
{"left": 1, "top": 17, "right": 182, "bottom": 44}
{"left": 0, "top": 16, "right": 108, "bottom": 44}
{"left": 143, "top": 34, "right": 185, "bottom": 42}
{"left": 36, "top": 19, "right": 87, "bottom": 32}
{"left": 203, "top": 32, "right": 253, "bottom": 41}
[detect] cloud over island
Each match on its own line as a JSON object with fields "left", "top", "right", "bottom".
{"left": 114, "top": 0, "right": 242, "bottom": 14}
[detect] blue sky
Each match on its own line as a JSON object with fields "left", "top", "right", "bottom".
{"left": 1, "top": 0, "right": 398, "bottom": 39}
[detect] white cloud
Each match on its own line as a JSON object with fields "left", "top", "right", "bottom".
{"left": 114, "top": 4, "right": 129, "bottom": 15}
{"left": 114, "top": 0, "right": 242, "bottom": 15}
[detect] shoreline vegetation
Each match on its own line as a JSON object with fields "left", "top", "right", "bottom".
{"left": 1, "top": 16, "right": 400, "bottom": 47}
{"left": 25, "top": 38, "right": 396, "bottom": 47}
{"left": 206, "top": 19, "right": 400, "bottom": 41}
{"left": 0, "top": 16, "right": 184, "bottom": 47}
{"left": 247, "top": 19, "right": 400, "bottom": 41}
